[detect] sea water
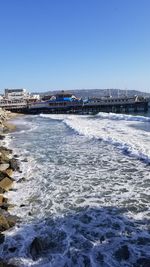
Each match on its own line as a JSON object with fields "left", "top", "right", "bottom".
{"left": 1, "top": 112, "right": 150, "bottom": 266}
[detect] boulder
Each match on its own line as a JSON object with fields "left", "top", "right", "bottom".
{"left": 0, "top": 233, "right": 5, "bottom": 244}
{"left": 0, "top": 188, "right": 5, "bottom": 194}
{"left": 9, "top": 158, "right": 20, "bottom": 171}
{"left": 114, "top": 245, "right": 130, "bottom": 261}
{"left": 2, "top": 122, "right": 16, "bottom": 133}
{"left": 0, "top": 195, "right": 4, "bottom": 204}
{"left": 2, "top": 196, "right": 8, "bottom": 203}
{"left": 3, "top": 168, "right": 13, "bottom": 178}
{"left": 0, "top": 155, "right": 10, "bottom": 164}
{"left": 0, "top": 148, "right": 12, "bottom": 164}
{"left": 8, "top": 247, "right": 17, "bottom": 253}
{"left": 13, "top": 154, "right": 19, "bottom": 158}
{"left": 0, "top": 135, "right": 5, "bottom": 140}
{"left": 21, "top": 158, "right": 28, "bottom": 162}
{"left": 0, "top": 172, "right": 6, "bottom": 181}
{"left": 18, "top": 177, "right": 26, "bottom": 183}
{"left": 0, "top": 177, "right": 14, "bottom": 191}
{"left": 30, "top": 237, "right": 44, "bottom": 260}
{"left": 8, "top": 188, "right": 17, "bottom": 192}
{"left": 6, "top": 214, "right": 18, "bottom": 228}
{"left": 0, "top": 147, "right": 12, "bottom": 155}
{"left": 0, "top": 214, "right": 10, "bottom": 231}
{"left": 0, "top": 164, "right": 10, "bottom": 172}
{"left": 0, "top": 203, "right": 15, "bottom": 211}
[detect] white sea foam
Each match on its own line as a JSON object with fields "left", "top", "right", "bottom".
{"left": 10, "top": 117, "right": 38, "bottom": 134}
{"left": 40, "top": 113, "right": 69, "bottom": 121}
{"left": 96, "top": 112, "right": 150, "bottom": 122}
{"left": 40, "top": 112, "right": 150, "bottom": 122}
{"left": 0, "top": 133, "right": 12, "bottom": 147}
{"left": 40, "top": 113, "right": 150, "bottom": 163}
{"left": 1, "top": 114, "right": 150, "bottom": 266}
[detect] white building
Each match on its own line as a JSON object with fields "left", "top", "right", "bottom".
{"left": 5, "top": 88, "right": 29, "bottom": 100}
{"left": 31, "top": 94, "right": 41, "bottom": 100}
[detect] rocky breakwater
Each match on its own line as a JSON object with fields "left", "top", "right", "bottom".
{"left": 0, "top": 108, "right": 20, "bottom": 266}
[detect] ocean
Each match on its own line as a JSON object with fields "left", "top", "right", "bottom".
{"left": 1, "top": 112, "right": 150, "bottom": 267}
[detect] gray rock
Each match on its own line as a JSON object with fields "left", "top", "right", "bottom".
{"left": 0, "top": 203, "right": 14, "bottom": 211}
{"left": 8, "top": 247, "right": 17, "bottom": 253}
{"left": 13, "top": 154, "right": 19, "bottom": 158}
{"left": 18, "top": 177, "right": 26, "bottom": 183}
{"left": 0, "top": 171, "right": 6, "bottom": 181}
{"left": 30, "top": 237, "right": 44, "bottom": 260}
{"left": 0, "top": 187, "right": 5, "bottom": 193}
{"left": 114, "top": 245, "right": 130, "bottom": 261}
{"left": 9, "top": 158, "right": 20, "bottom": 171}
{"left": 0, "top": 135, "right": 5, "bottom": 140}
{"left": 21, "top": 158, "right": 28, "bottom": 162}
{"left": 0, "top": 233, "right": 5, "bottom": 244}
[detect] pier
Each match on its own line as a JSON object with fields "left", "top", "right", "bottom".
{"left": 82, "top": 101, "right": 148, "bottom": 114}
{"left": 0, "top": 100, "right": 148, "bottom": 114}
{"left": 0, "top": 92, "right": 149, "bottom": 114}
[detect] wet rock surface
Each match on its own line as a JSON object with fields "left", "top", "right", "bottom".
{"left": 0, "top": 233, "right": 5, "bottom": 244}
{"left": 17, "top": 177, "right": 26, "bottom": 183}
{"left": 30, "top": 237, "right": 44, "bottom": 260}
{"left": 0, "top": 261, "right": 16, "bottom": 267}
{"left": 0, "top": 213, "right": 10, "bottom": 231}
{"left": 133, "top": 258, "right": 150, "bottom": 267}
{"left": 0, "top": 135, "right": 5, "bottom": 140}
{"left": 9, "top": 159, "right": 20, "bottom": 172}
{"left": 0, "top": 109, "right": 22, "bottom": 253}
{"left": 0, "top": 177, "right": 14, "bottom": 192}
{"left": 114, "top": 244, "right": 130, "bottom": 261}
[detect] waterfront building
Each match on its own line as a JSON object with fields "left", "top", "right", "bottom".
{"left": 30, "top": 94, "right": 41, "bottom": 100}
{"left": 4, "top": 88, "right": 29, "bottom": 100}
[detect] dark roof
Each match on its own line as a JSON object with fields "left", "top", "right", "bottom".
{"left": 5, "top": 89, "right": 25, "bottom": 93}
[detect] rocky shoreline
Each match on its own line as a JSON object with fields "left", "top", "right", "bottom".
{"left": 0, "top": 108, "right": 22, "bottom": 266}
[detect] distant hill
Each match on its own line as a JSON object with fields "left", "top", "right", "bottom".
{"left": 37, "top": 89, "right": 150, "bottom": 99}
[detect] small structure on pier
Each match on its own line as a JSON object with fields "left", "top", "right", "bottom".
{"left": 4, "top": 88, "right": 29, "bottom": 101}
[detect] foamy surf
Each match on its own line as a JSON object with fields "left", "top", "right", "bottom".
{"left": 40, "top": 113, "right": 150, "bottom": 163}
{"left": 96, "top": 112, "right": 150, "bottom": 122}
{"left": 1, "top": 113, "right": 150, "bottom": 267}
{"left": 2, "top": 207, "right": 150, "bottom": 267}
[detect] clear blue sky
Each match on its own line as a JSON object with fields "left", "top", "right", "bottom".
{"left": 0, "top": 0, "right": 150, "bottom": 93}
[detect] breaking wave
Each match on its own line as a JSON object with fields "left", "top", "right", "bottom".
{"left": 1, "top": 113, "right": 150, "bottom": 266}
{"left": 40, "top": 113, "right": 150, "bottom": 163}
{"left": 96, "top": 112, "right": 150, "bottom": 122}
